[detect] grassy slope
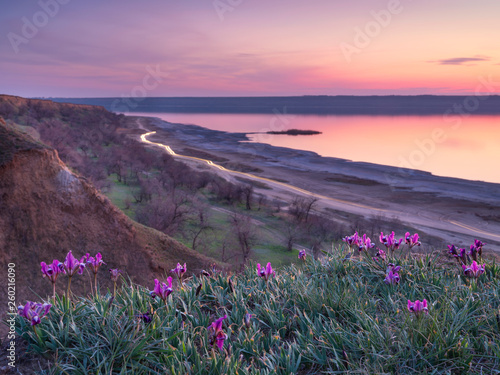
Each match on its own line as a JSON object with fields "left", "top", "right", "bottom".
{"left": 105, "top": 180, "right": 301, "bottom": 267}
{"left": 14, "top": 248, "right": 500, "bottom": 374}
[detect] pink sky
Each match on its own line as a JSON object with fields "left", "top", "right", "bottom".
{"left": 1, "top": 0, "right": 499, "bottom": 97}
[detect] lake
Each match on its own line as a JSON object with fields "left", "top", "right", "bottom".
{"left": 132, "top": 112, "right": 500, "bottom": 184}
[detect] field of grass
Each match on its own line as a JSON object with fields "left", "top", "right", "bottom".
{"left": 14, "top": 247, "right": 500, "bottom": 374}
{"left": 251, "top": 244, "right": 300, "bottom": 267}
{"left": 147, "top": 194, "right": 301, "bottom": 267}
{"left": 105, "top": 175, "right": 135, "bottom": 217}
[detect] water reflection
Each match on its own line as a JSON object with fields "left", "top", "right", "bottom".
{"left": 133, "top": 112, "right": 500, "bottom": 184}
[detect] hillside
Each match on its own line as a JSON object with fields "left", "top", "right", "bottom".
{"left": 0, "top": 95, "right": 313, "bottom": 270}
{"left": 0, "top": 118, "right": 217, "bottom": 327}
{"left": 11, "top": 250, "right": 500, "bottom": 374}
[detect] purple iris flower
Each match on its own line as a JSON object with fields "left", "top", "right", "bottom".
{"left": 171, "top": 263, "right": 187, "bottom": 281}
{"left": 41, "top": 259, "right": 65, "bottom": 299}
{"left": 298, "top": 249, "right": 306, "bottom": 261}
{"left": 86, "top": 253, "right": 105, "bottom": 274}
{"left": 109, "top": 268, "right": 122, "bottom": 297}
{"left": 448, "top": 245, "right": 466, "bottom": 264}
{"left": 379, "top": 232, "right": 388, "bottom": 244}
{"left": 209, "top": 315, "right": 228, "bottom": 350}
{"left": 41, "top": 260, "right": 65, "bottom": 283}
{"left": 474, "top": 239, "right": 485, "bottom": 248}
{"left": 474, "top": 240, "right": 486, "bottom": 259}
{"left": 150, "top": 277, "right": 173, "bottom": 304}
{"left": 375, "top": 249, "right": 387, "bottom": 261}
{"left": 109, "top": 268, "right": 122, "bottom": 282}
{"left": 469, "top": 240, "right": 484, "bottom": 262}
{"left": 386, "top": 263, "right": 401, "bottom": 273}
{"left": 342, "top": 232, "right": 360, "bottom": 248}
{"left": 384, "top": 264, "right": 401, "bottom": 285}
{"left": 18, "top": 301, "right": 51, "bottom": 326}
{"left": 407, "top": 299, "right": 428, "bottom": 316}
{"left": 405, "top": 232, "right": 421, "bottom": 249}
{"left": 358, "top": 234, "right": 375, "bottom": 252}
{"left": 257, "top": 262, "right": 275, "bottom": 281}
{"left": 384, "top": 269, "right": 400, "bottom": 285}
{"left": 63, "top": 251, "right": 86, "bottom": 276}
{"left": 379, "top": 231, "right": 403, "bottom": 252}
{"left": 138, "top": 312, "right": 152, "bottom": 324}
{"left": 462, "top": 261, "right": 485, "bottom": 278}
{"left": 86, "top": 253, "right": 106, "bottom": 295}
{"left": 469, "top": 244, "right": 478, "bottom": 261}
{"left": 202, "top": 270, "right": 211, "bottom": 278}
{"left": 448, "top": 245, "right": 459, "bottom": 256}
{"left": 63, "top": 251, "right": 86, "bottom": 298}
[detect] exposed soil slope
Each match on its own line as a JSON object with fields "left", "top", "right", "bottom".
{"left": 0, "top": 119, "right": 215, "bottom": 325}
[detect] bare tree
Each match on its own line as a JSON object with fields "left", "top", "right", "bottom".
{"left": 289, "top": 196, "right": 318, "bottom": 223}
{"left": 272, "top": 199, "right": 283, "bottom": 214}
{"left": 220, "top": 238, "right": 231, "bottom": 263}
{"left": 283, "top": 220, "right": 299, "bottom": 252}
{"left": 306, "top": 215, "right": 336, "bottom": 259}
{"left": 135, "top": 191, "right": 192, "bottom": 236}
{"left": 256, "top": 194, "right": 267, "bottom": 211}
{"left": 230, "top": 213, "right": 256, "bottom": 267}
{"left": 241, "top": 184, "right": 254, "bottom": 210}
{"left": 190, "top": 203, "right": 212, "bottom": 250}
{"left": 131, "top": 177, "right": 153, "bottom": 203}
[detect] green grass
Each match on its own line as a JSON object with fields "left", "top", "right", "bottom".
{"left": 14, "top": 248, "right": 500, "bottom": 374}
{"left": 251, "top": 244, "right": 299, "bottom": 267}
{"left": 100, "top": 170, "right": 310, "bottom": 268}
{"left": 176, "top": 203, "right": 298, "bottom": 266}
{"left": 105, "top": 175, "right": 135, "bottom": 216}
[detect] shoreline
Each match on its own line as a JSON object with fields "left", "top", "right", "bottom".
{"left": 125, "top": 111, "right": 500, "bottom": 185}
{"left": 132, "top": 115, "right": 500, "bottom": 253}
{"left": 149, "top": 115, "right": 500, "bottom": 202}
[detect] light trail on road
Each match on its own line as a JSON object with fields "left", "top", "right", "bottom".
{"left": 447, "top": 220, "right": 500, "bottom": 240}
{"left": 141, "top": 131, "right": 386, "bottom": 212}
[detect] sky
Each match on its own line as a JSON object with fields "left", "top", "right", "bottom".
{"left": 1, "top": 0, "right": 499, "bottom": 97}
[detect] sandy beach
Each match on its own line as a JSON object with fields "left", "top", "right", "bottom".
{"left": 135, "top": 116, "right": 500, "bottom": 255}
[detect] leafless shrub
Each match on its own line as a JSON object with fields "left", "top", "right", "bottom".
{"left": 229, "top": 212, "right": 257, "bottom": 268}
{"left": 289, "top": 196, "right": 318, "bottom": 223}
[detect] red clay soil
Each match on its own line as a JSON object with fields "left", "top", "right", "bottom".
{"left": 0, "top": 120, "right": 216, "bottom": 336}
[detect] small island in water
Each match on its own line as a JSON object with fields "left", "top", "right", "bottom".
{"left": 266, "top": 129, "right": 322, "bottom": 136}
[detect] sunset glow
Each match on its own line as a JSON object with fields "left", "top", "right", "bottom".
{"left": 1, "top": 0, "right": 499, "bottom": 97}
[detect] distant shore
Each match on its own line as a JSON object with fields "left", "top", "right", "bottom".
{"left": 51, "top": 95, "right": 500, "bottom": 115}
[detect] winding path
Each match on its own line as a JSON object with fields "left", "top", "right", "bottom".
{"left": 140, "top": 131, "right": 500, "bottom": 245}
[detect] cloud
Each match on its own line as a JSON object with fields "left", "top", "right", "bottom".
{"left": 429, "top": 56, "right": 490, "bottom": 66}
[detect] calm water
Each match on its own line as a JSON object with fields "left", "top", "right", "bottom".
{"left": 133, "top": 112, "right": 500, "bottom": 184}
